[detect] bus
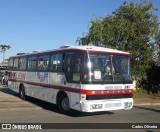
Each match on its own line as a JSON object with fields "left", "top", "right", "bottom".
{"left": 8, "top": 46, "right": 133, "bottom": 114}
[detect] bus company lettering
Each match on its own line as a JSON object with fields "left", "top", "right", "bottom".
{"left": 8, "top": 72, "right": 17, "bottom": 80}
{"left": 18, "top": 72, "right": 26, "bottom": 80}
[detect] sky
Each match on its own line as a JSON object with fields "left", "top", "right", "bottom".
{"left": 0, "top": 0, "right": 160, "bottom": 61}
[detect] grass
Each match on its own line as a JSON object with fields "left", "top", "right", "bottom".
{"left": 133, "top": 88, "right": 160, "bottom": 99}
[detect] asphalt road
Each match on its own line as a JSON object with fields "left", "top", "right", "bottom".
{"left": 0, "top": 86, "right": 160, "bottom": 131}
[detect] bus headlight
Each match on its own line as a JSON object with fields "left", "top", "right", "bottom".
{"left": 124, "top": 102, "right": 132, "bottom": 110}
{"left": 90, "top": 104, "right": 102, "bottom": 110}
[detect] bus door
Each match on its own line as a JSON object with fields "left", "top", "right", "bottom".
{"left": 64, "top": 52, "right": 83, "bottom": 109}
{"left": 64, "top": 52, "right": 82, "bottom": 83}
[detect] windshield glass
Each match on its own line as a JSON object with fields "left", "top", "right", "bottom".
{"left": 83, "top": 52, "right": 132, "bottom": 84}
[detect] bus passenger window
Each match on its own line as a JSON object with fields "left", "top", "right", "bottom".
{"left": 38, "top": 55, "right": 49, "bottom": 71}
{"left": 13, "top": 58, "right": 19, "bottom": 70}
{"left": 19, "top": 57, "right": 27, "bottom": 70}
{"left": 27, "top": 56, "right": 37, "bottom": 71}
{"left": 8, "top": 59, "right": 14, "bottom": 70}
{"left": 50, "top": 53, "right": 63, "bottom": 72}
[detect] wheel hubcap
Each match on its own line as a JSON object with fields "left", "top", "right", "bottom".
{"left": 62, "top": 97, "right": 70, "bottom": 111}
{"left": 20, "top": 90, "right": 24, "bottom": 99}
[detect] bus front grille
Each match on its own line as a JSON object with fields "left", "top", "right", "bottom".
{"left": 105, "top": 102, "right": 122, "bottom": 109}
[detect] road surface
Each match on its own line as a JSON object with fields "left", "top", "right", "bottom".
{"left": 0, "top": 86, "right": 159, "bottom": 131}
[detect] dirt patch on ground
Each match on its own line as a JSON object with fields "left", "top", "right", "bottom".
{"left": 133, "top": 91, "right": 160, "bottom": 105}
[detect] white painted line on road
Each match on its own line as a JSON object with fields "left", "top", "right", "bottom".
{"left": 0, "top": 107, "right": 42, "bottom": 111}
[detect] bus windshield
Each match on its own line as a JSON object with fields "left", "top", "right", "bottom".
{"left": 83, "top": 52, "right": 132, "bottom": 84}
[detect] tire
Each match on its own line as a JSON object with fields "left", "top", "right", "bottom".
{"left": 19, "top": 85, "right": 26, "bottom": 100}
{"left": 58, "top": 94, "right": 70, "bottom": 114}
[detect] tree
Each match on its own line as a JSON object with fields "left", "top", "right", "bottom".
{"left": 154, "top": 28, "right": 160, "bottom": 64}
{"left": 78, "top": 1, "right": 160, "bottom": 81}
{"left": 0, "top": 45, "right": 11, "bottom": 61}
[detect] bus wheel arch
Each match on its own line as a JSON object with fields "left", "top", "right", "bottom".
{"left": 56, "top": 91, "right": 70, "bottom": 114}
{"left": 19, "top": 84, "right": 26, "bottom": 100}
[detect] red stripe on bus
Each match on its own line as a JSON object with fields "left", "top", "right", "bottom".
{"left": 48, "top": 84, "right": 80, "bottom": 93}
{"left": 9, "top": 79, "right": 80, "bottom": 93}
{"left": 9, "top": 79, "right": 133, "bottom": 95}
{"left": 80, "top": 89, "right": 133, "bottom": 96}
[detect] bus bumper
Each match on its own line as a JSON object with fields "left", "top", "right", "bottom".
{"left": 80, "top": 98, "right": 133, "bottom": 112}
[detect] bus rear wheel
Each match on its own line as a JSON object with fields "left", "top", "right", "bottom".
{"left": 58, "top": 94, "right": 70, "bottom": 114}
{"left": 19, "top": 85, "right": 26, "bottom": 100}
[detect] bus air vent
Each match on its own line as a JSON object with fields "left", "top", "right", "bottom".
{"left": 59, "top": 45, "right": 71, "bottom": 49}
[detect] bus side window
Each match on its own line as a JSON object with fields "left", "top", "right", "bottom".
{"left": 27, "top": 56, "right": 37, "bottom": 71}
{"left": 38, "top": 55, "right": 49, "bottom": 71}
{"left": 8, "top": 59, "right": 13, "bottom": 70}
{"left": 50, "top": 53, "right": 63, "bottom": 72}
{"left": 19, "top": 57, "right": 27, "bottom": 70}
{"left": 13, "top": 58, "right": 19, "bottom": 70}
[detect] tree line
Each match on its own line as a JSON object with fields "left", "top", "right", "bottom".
{"left": 77, "top": 0, "right": 160, "bottom": 93}
{"left": 1, "top": 1, "right": 160, "bottom": 94}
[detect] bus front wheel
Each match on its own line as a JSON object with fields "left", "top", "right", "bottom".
{"left": 58, "top": 94, "right": 70, "bottom": 114}
{"left": 19, "top": 85, "right": 26, "bottom": 100}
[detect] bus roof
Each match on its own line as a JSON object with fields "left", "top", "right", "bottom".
{"left": 10, "top": 45, "right": 130, "bottom": 58}
{"left": 66, "top": 46, "right": 130, "bottom": 55}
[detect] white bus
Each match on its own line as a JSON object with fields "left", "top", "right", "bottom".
{"left": 8, "top": 46, "right": 133, "bottom": 114}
